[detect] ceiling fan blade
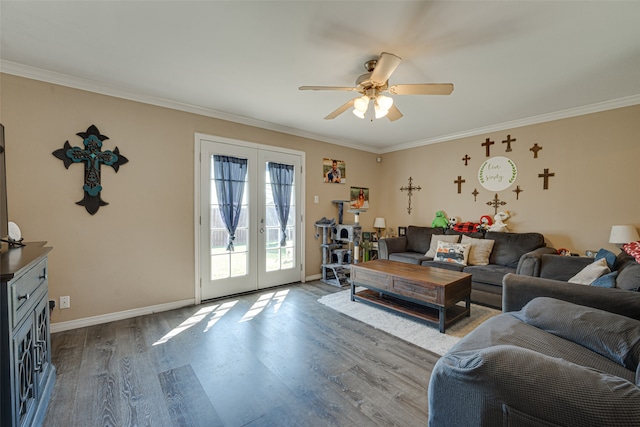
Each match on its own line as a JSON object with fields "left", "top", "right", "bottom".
{"left": 386, "top": 104, "right": 403, "bottom": 121}
{"left": 299, "top": 86, "right": 357, "bottom": 91}
{"left": 324, "top": 99, "right": 355, "bottom": 120}
{"left": 388, "top": 83, "right": 454, "bottom": 95}
{"left": 370, "top": 52, "right": 402, "bottom": 86}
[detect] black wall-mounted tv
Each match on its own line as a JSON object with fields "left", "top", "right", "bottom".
{"left": 0, "top": 123, "right": 8, "bottom": 248}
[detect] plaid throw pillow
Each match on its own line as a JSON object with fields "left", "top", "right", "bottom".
{"left": 453, "top": 222, "right": 479, "bottom": 233}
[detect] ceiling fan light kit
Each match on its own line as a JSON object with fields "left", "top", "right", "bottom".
{"left": 299, "top": 52, "right": 454, "bottom": 122}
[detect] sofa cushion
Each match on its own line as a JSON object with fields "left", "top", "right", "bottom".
{"left": 461, "top": 235, "right": 495, "bottom": 266}
{"left": 539, "top": 254, "right": 593, "bottom": 281}
{"left": 616, "top": 262, "right": 640, "bottom": 291}
{"left": 425, "top": 234, "right": 460, "bottom": 257}
{"left": 568, "top": 257, "right": 610, "bottom": 285}
{"left": 388, "top": 252, "right": 430, "bottom": 265}
{"left": 512, "top": 297, "right": 640, "bottom": 371}
{"left": 444, "top": 228, "right": 484, "bottom": 239}
{"left": 486, "top": 232, "right": 545, "bottom": 267}
{"left": 614, "top": 250, "right": 636, "bottom": 271}
{"left": 450, "top": 314, "right": 636, "bottom": 381}
{"left": 405, "top": 226, "right": 444, "bottom": 254}
{"left": 464, "top": 264, "right": 515, "bottom": 285}
{"left": 434, "top": 242, "right": 470, "bottom": 265}
{"left": 421, "top": 260, "right": 466, "bottom": 272}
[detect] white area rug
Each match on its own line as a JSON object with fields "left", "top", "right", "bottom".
{"left": 318, "top": 288, "right": 500, "bottom": 356}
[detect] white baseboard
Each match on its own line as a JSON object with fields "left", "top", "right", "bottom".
{"left": 305, "top": 274, "right": 321, "bottom": 281}
{"left": 50, "top": 299, "right": 195, "bottom": 333}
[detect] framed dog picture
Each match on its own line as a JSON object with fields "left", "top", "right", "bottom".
{"left": 398, "top": 226, "right": 407, "bottom": 237}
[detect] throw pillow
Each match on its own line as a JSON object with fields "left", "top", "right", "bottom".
{"left": 591, "top": 270, "right": 618, "bottom": 288}
{"left": 595, "top": 248, "right": 617, "bottom": 270}
{"left": 623, "top": 241, "right": 640, "bottom": 263}
{"left": 568, "top": 257, "right": 610, "bottom": 285}
{"left": 425, "top": 235, "right": 461, "bottom": 258}
{"left": 461, "top": 235, "right": 495, "bottom": 266}
{"left": 434, "top": 241, "right": 470, "bottom": 265}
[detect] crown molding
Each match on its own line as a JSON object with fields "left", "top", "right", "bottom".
{"left": 3, "top": 60, "right": 638, "bottom": 156}
{"left": 0, "top": 60, "right": 378, "bottom": 153}
{"left": 381, "top": 94, "right": 640, "bottom": 153}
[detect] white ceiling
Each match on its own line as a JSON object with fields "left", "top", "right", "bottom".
{"left": 1, "top": 1, "right": 639, "bottom": 153}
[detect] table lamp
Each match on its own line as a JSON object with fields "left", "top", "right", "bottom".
{"left": 373, "top": 217, "right": 386, "bottom": 237}
{"left": 609, "top": 225, "right": 639, "bottom": 248}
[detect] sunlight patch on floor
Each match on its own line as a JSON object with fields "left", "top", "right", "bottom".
{"left": 153, "top": 300, "right": 238, "bottom": 345}
{"left": 240, "top": 289, "right": 289, "bottom": 322}
{"left": 204, "top": 301, "right": 237, "bottom": 332}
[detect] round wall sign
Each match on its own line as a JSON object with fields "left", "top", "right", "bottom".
{"left": 478, "top": 156, "right": 518, "bottom": 191}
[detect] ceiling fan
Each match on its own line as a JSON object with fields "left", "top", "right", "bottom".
{"left": 299, "top": 52, "right": 454, "bottom": 121}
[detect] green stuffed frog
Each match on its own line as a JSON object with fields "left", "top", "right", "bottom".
{"left": 432, "top": 211, "right": 449, "bottom": 228}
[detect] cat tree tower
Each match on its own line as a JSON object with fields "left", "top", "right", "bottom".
{"left": 317, "top": 200, "right": 364, "bottom": 287}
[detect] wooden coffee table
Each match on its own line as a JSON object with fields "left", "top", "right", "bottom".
{"left": 350, "top": 259, "right": 472, "bottom": 333}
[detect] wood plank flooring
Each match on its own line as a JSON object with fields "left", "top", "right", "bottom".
{"left": 43, "top": 282, "right": 439, "bottom": 426}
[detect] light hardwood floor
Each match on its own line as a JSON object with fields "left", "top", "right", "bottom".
{"left": 43, "top": 282, "right": 438, "bottom": 426}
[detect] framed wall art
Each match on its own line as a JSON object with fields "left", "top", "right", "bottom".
{"left": 349, "top": 186, "right": 369, "bottom": 209}
{"left": 323, "top": 158, "right": 346, "bottom": 183}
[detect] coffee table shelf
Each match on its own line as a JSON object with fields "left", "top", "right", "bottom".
{"left": 353, "top": 289, "right": 470, "bottom": 329}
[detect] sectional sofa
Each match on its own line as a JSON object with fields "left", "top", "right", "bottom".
{"left": 428, "top": 270, "right": 640, "bottom": 426}
{"left": 378, "top": 225, "right": 555, "bottom": 308}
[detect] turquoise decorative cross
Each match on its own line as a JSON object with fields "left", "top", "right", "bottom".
{"left": 53, "top": 124, "right": 128, "bottom": 214}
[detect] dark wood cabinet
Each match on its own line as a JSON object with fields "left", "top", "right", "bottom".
{"left": 1, "top": 243, "right": 55, "bottom": 427}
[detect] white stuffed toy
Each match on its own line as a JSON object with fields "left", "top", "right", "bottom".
{"left": 448, "top": 217, "right": 459, "bottom": 229}
{"left": 488, "top": 211, "right": 510, "bottom": 233}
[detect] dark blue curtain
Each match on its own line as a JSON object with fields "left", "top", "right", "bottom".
{"left": 268, "top": 162, "right": 294, "bottom": 246}
{"left": 214, "top": 155, "right": 248, "bottom": 251}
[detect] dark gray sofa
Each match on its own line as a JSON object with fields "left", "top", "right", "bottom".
{"left": 428, "top": 273, "right": 640, "bottom": 427}
{"left": 378, "top": 225, "right": 555, "bottom": 308}
{"left": 518, "top": 249, "right": 640, "bottom": 290}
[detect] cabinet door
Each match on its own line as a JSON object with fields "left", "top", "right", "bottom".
{"left": 33, "top": 295, "right": 51, "bottom": 399}
{"left": 12, "top": 314, "right": 37, "bottom": 427}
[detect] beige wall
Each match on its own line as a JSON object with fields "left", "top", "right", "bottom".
{"left": 380, "top": 104, "right": 640, "bottom": 253}
{"left": 0, "top": 74, "right": 381, "bottom": 322}
{"left": 2, "top": 73, "right": 638, "bottom": 324}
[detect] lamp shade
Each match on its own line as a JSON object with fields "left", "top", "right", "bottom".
{"left": 373, "top": 217, "right": 386, "bottom": 229}
{"left": 609, "top": 225, "right": 640, "bottom": 244}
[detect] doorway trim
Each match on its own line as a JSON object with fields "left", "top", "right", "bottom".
{"left": 194, "top": 133, "right": 306, "bottom": 305}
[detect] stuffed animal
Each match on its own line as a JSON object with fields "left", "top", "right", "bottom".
{"left": 476, "top": 215, "right": 493, "bottom": 232}
{"left": 448, "top": 217, "right": 459, "bottom": 229}
{"left": 432, "top": 211, "right": 449, "bottom": 228}
{"left": 488, "top": 211, "right": 510, "bottom": 233}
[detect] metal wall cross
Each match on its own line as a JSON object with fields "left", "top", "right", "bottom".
{"left": 400, "top": 177, "right": 421, "bottom": 214}
{"left": 486, "top": 193, "right": 507, "bottom": 215}
{"left": 53, "top": 125, "right": 128, "bottom": 215}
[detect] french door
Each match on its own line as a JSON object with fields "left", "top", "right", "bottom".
{"left": 196, "top": 135, "right": 304, "bottom": 301}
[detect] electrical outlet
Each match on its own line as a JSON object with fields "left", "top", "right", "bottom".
{"left": 60, "top": 296, "right": 70, "bottom": 309}
{"left": 314, "top": 195, "right": 319, "bottom": 203}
